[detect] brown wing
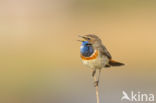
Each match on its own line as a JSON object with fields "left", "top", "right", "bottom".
{"left": 99, "top": 45, "right": 112, "bottom": 59}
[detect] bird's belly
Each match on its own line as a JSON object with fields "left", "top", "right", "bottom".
{"left": 81, "top": 55, "right": 109, "bottom": 69}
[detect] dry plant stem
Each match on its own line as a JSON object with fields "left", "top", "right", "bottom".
{"left": 93, "top": 75, "right": 100, "bottom": 103}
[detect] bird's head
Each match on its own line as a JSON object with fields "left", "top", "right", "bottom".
{"left": 78, "top": 34, "right": 102, "bottom": 47}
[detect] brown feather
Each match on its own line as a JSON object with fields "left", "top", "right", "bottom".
{"left": 109, "top": 59, "right": 124, "bottom": 66}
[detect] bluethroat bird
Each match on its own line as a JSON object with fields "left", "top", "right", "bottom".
{"left": 78, "top": 34, "right": 124, "bottom": 86}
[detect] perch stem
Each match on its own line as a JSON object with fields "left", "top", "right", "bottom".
{"left": 93, "top": 75, "right": 100, "bottom": 103}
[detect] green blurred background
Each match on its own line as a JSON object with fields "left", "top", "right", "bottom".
{"left": 0, "top": 0, "right": 156, "bottom": 103}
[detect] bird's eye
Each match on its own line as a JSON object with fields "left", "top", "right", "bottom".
{"left": 87, "top": 38, "right": 90, "bottom": 40}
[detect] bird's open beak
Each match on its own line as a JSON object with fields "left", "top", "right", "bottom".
{"left": 77, "top": 35, "right": 86, "bottom": 42}
{"left": 78, "top": 35, "right": 88, "bottom": 40}
{"left": 77, "top": 40, "right": 84, "bottom": 42}
{"left": 78, "top": 35, "right": 90, "bottom": 41}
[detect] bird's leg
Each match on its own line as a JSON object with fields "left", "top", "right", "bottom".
{"left": 94, "top": 69, "right": 101, "bottom": 87}
{"left": 92, "top": 69, "right": 97, "bottom": 86}
{"left": 97, "top": 69, "right": 101, "bottom": 86}
{"left": 92, "top": 69, "right": 96, "bottom": 77}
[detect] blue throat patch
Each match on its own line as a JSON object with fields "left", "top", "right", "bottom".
{"left": 80, "top": 41, "right": 94, "bottom": 57}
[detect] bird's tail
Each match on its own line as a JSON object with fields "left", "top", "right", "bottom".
{"left": 109, "top": 59, "right": 124, "bottom": 66}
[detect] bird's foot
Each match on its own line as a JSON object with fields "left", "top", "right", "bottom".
{"left": 92, "top": 70, "right": 96, "bottom": 77}
{"left": 94, "top": 80, "right": 99, "bottom": 87}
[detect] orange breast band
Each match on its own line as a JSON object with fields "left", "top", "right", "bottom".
{"left": 81, "top": 50, "right": 98, "bottom": 60}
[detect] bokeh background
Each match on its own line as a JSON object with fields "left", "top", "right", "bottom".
{"left": 0, "top": 0, "right": 156, "bottom": 103}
